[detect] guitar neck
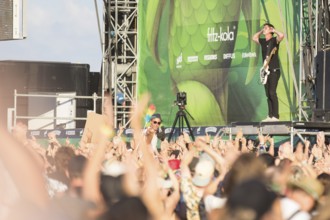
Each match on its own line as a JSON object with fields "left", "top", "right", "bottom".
{"left": 264, "top": 47, "right": 277, "bottom": 66}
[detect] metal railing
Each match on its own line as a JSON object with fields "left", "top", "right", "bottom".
{"left": 8, "top": 90, "right": 102, "bottom": 131}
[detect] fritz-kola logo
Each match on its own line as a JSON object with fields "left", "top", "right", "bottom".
{"left": 176, "top": 52, "right": 183, "bottom": 68}
{"left": 207, "top": 26, "right": 236, "bottom": 42}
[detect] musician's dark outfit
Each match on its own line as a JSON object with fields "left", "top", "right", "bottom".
{"left": 259, "top": 37, "right": 280, "bottom": 119}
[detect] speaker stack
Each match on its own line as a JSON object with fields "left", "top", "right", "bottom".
{"left": 0, "top": 61, "right": 98, "bottom": 128}
{"left": 313, "top": 50, "right": 330, "bottom": 122}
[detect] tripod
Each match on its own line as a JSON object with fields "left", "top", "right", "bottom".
{"left": 167, "top": 105, "right": 195, "bottom": 142}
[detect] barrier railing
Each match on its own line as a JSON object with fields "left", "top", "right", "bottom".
{"left": 8, "top": 90, "right": 102, "bottom": 131}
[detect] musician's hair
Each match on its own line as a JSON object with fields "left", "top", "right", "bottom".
{"left": 263, "top": 23, "right": 275, "bottom": 35}
{"left": 263, "top": 23, "right": 274, "bottom": 28}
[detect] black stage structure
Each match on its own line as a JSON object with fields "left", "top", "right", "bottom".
{"left": 0, "top": 61, "right": 100, "bottom": 128}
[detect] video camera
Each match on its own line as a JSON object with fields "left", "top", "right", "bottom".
{"left": 175, "top": 92, "right": 187, "bottom": 107}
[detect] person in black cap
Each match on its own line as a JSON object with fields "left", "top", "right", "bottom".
{"left": 145, "top": 113, "right": 165, "bottom": 154}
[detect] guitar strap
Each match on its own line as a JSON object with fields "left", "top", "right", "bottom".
{"left": 266, "top": 38, "right": 276, "bottom": 57}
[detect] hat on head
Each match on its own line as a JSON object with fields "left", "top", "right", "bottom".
{"left": 288, "top": 177, "right": 324, "bottom": 200}
{"left": 192, "top": 160, "right": 215, "bottom": 187}
{"left": 199, "top": 152, "right": 215, "bottom": 166}
{"left": 102, "top": 160, "right": 126, "bottom": 177}
{"left": 150, "top": 113, "right": 162, "bottom": 122}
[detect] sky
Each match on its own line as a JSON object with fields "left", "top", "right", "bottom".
{"left": 0, "top": 0, "right": 103, "bottom": 72}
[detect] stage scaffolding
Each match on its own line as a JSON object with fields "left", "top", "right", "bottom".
{"left": 99, "top": 0, "right": 138, "bottom": 128}
{"left": 100, "top": 0, "right": 329, "bottom": 127}
{"left": 299, "top": 0, "right": 330, "bottom": 121}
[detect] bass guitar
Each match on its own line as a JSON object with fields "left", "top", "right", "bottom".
{"left": 260, "top": 47, "right": 277, "bottom": 84}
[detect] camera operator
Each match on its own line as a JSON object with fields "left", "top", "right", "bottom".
{"left": 144, "top": 113, "right": 166, "bottom": 155}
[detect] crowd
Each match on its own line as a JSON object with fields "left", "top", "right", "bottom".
{"left": 1, "top": 94, "right": 330, "bottom": 220}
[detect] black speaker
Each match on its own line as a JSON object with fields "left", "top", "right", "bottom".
{"left": 0, "top": 61, "right": 91, "bottom": 128}
{"left": 315, "top": 50, "right": 330, "bottom": 109}
{"left": 88, "top": 71, "right": 100, "bottom": 96}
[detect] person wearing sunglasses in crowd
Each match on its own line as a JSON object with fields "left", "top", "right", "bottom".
{"left": 145, "top": 113, "right": 166, "bottom": 155}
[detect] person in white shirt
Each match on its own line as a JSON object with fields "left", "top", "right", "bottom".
{"left": 281, "top": 176, "right": 324, "bottom": 220}
{"left": 144, "top": 113, "right": 165, "bottom": 154}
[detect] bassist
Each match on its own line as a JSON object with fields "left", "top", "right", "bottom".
{"left": 253, "top": 23, "right": 284, "bottom": 122}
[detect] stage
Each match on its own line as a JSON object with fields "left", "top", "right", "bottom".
{"left": 28, "top": 121, "right": 330, "bottom": 149}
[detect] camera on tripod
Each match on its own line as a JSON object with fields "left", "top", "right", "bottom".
{"left": 168, "top": 91, "right": 194, "bottom": 142}
{"left": 175, "top": 92, "right": 187, "bottom": 107}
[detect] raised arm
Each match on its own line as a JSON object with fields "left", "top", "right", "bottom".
{"left": 0, "top": 125, "right": 49, "bottom": 208}
{"left": 131, "top": 93, "right": 166, "bottom": 220}
{"left": 83, "top": 95, "right": 114, "bottom": 208}
{"left": 272, "top": 28, "right": 284, "bottom": 43}
{"left": 268, "top": 136, "right": 275, "bottom": 156}
{"left": 252, "top": 29, "right": 263, "bottom": 44}
{"left": 195, "top": 137, "right": 225, "bottom": 171}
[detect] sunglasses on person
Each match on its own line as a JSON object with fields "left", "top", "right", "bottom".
{"left": 152, "top": 121, "right": 161, "bottom": 125}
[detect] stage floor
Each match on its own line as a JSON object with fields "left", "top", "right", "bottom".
{"left": 26, "top": 121, "right": 330, "bottom": 150}
{"left": 28, "top": 121, "right": 330, "bottom": 140}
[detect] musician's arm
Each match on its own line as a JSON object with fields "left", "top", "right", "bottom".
{"left": 252, "top": 29, "right": 263, "bottom": 44}
{"left": 273, "top": 29, "right": 284, "bottom": 43}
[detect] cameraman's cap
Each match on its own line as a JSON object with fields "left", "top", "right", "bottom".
{"left": 151, "top": 113, "right": 162, "bottom": 122}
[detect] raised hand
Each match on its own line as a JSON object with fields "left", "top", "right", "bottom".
{"left": 317, "top": 131, "right": 325, "bottom": 148}
{"left": 183, "top": 132, "right": 192, "bottom": 144}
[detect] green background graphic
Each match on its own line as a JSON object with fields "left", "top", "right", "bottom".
{"left": 137, "top": 0, "right": 300, "bottom": 126}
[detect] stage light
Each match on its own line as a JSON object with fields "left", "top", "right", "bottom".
{"left": 116, "top": 92, "right": 125, "bottom": 105}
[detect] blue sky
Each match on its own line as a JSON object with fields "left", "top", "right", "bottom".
{"left": 0, "top": 0, "right": 102, "bottom": 72}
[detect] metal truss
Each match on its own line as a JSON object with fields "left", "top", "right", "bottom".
{"left": 100, "top": 0, "right": 329, "bottom": 126}
{"left": 318, "top": 0, "right": 330, "bottom": 50}
{"left": 102, "top": 0, "right": 138, "bottom": 128}
{"left": 299, "top": 0, "right": 330, "bottom": 121}
{"left": 299, "top": 0, "right": 318, "bottom": 121}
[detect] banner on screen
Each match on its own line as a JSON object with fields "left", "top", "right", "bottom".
{"left": 137, "top": 0, "right": 300, "bottom": 126}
